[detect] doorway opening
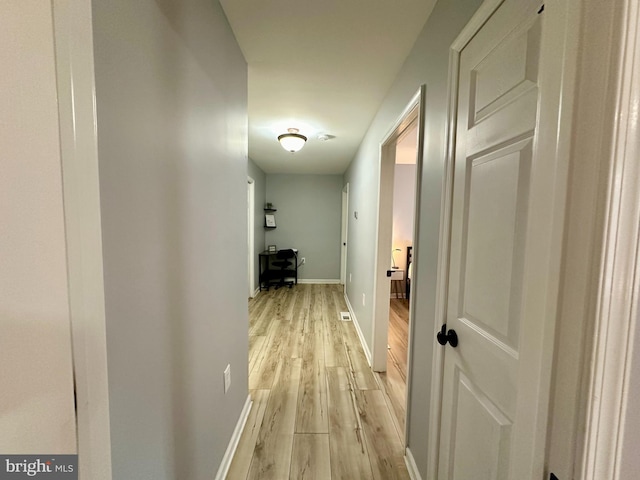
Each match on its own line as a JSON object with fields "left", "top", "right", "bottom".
{"left": 385, "top": 122, "right": 418, "bottom": 433}
{"left": 372, "top": 86, "right": 426, "bottom": 441}
{"left": 340, "top": 183, "right": 349, "bottom": 292}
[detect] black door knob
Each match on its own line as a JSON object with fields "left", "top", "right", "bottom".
{"left": 436, "top": 324, "right": 459, "bottom": 348}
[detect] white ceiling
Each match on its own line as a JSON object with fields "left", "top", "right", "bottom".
{"left": 219, "top": 0, "right": 436, "bottom": 175}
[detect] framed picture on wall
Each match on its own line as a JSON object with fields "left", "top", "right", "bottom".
{"left": 265, "top": 214, "right": 276, "bottom": 227}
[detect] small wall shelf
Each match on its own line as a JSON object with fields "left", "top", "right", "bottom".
{"left": 264, "top": 205, "right": 277, "bottom": 229}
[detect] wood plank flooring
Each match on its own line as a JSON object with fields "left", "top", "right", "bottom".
{"left": 228, "top": 284, "right": 409, "bottom": 480}
{"left": 376, "top": 298, "right": 410, "bottom": 432}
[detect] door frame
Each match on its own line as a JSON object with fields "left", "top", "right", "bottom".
{"left": 247, "top": 177, "right": 255, "bottom": 298}
{"left": 424, "top": 0, "right": 581, "bottom": 476}
{"left": 340, "top": 183, "right": 349, "bottom": 291}
{"left": 372, "top": 86, "right": 425, "bottom": 382}
{"left": 52, "top": 0, "right": 113, "bottom": 477}
{"left": 576, "top": 0, "right": 640, "bottom": 478}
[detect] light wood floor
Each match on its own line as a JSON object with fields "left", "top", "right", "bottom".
{"left": 379, "top": 298, "right": 410, "bottom": 432}
{"left": 228, "top": 284, "right": 410, "bottom": 480}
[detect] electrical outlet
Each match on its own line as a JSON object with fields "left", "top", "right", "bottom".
{"left": 362, "top": 293, "right": 365, "bottom": 306}
{"left": 301, "top": 257, "right": 306, "bottom": 264}
{"left": 224, "top": 364, "right": 231, "bottom": 394}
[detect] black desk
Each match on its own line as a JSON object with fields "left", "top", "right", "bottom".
{"left": 258, "top": 250, "right": 298, "bottom": 290}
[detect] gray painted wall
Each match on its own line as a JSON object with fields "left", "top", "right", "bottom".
{"left": 248, "top": 158, "right": 266, "bottom": 292}
{"left": 265, "top": 174, "right": 342, "bottom": 280}
{"left": 343, "top": 0, "right": 482, "bottom": 475}
{"left": 92, "top": 0, "right": 249, "bottom": 478}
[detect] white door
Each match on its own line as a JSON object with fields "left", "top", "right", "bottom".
{"left": 438, "top": 1, "right": 553, "bottom": 478}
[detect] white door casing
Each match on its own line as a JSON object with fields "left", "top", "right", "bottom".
{"left": 52, "top": 0, "right": 113, "bottom": 477}
{"left": 577, "top": 0, "right": 640, "bottom": 478}
{"left": 248, "top": 177, "right": 255, "bottom": 298}
{"left": 437, "top": 0, "right": 569, "bottom": 478}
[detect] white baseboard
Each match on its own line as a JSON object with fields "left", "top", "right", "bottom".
{"left": 344, "top": 293, "right": 372, "bottom": 366}
{"left": 252, "top": 286, "right": 260, "bottom": 298}
{"left": 405, "top": 447, "right": 423, "bottom": 480}
{"left": 214, "top": 395, "right": 252, "bottom": 480}
{"left": 297, "top": 279, "right": 341, "bottom": 284}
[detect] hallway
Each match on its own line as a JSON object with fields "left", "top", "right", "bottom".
{"left": 228, "top": 284, "right": 409, "bottom": 479}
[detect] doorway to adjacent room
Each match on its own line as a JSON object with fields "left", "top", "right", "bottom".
{"left": 372, "top": 87, "right": 425, "bottom": 441}
{"left": 385, "top": 122, "right": 418, "bottom": 434}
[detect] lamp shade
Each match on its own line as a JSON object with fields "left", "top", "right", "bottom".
{"left": 278, "top": 128, "right": 307, "bottom": 152}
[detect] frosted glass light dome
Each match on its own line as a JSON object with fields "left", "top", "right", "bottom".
{"left": 278, "top": 128, "right": 307, "bottom": 152}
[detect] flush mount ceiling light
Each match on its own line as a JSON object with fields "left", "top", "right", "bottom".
{"left": 278, "top": 128, "right": 307, "bottom": 153}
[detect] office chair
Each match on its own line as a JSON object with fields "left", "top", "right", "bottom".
{"left": 272, "top": 249, "right": 296, "bottom": 289}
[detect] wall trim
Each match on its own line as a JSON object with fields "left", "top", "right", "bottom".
{"left": 247, "top": 177, "right": 255, "bottom": 299}
{"left": 52, "top": 1, "right": 113, "bottom": 478}
{"left": 297, "top": 279, "right": 341, "bottom": 284}
{"left": 580, "top": 0, "right": 640, "bottom": 477}
{"left": 405, "top": 447, "right": 423, "bottom": 480}
{"left": 344, "top": 293, "right": 372, "bottom": 366}
{"left": 214, "top": 395, "right": 252, "bottom": 480}
{"left": 253, "top": 286, "right": 261, "bottom": 298}
{"left": 400, "top": 87, "right": 427, "bottom": 448}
